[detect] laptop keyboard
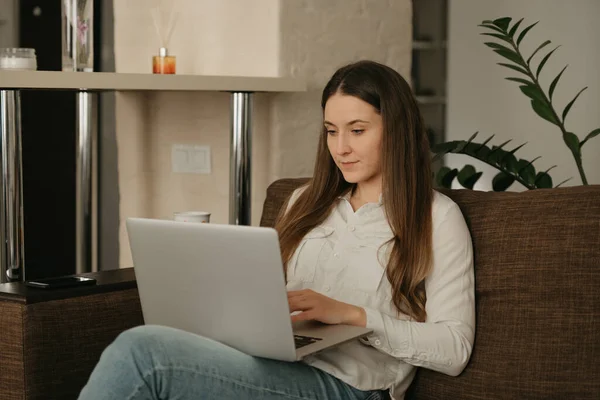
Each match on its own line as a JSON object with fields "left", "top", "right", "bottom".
{"left": 294, "top": 334, "right": 323, "bottom": 349}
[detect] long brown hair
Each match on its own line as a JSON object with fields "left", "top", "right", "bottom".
{"left": 275, "top": 60, "right": 433, "bottom": 322}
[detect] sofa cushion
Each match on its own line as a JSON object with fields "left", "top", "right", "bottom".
{"left": 408, "top": 185, "right": 600, "bottom": 399}
{"left": 260, "top": 178, "right": 309, "bottom": 228}
{"left": 261, "top": 180, "right": 600, "bottom": 399}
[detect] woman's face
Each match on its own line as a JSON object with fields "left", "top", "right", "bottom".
{"left": 324, "top": 93, "right": 384, "bottom": 186}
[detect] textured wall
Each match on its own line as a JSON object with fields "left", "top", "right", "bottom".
{"left": 114, "top": 0, "right": 413, "bottom": 267}
{"left": 271, "top": 0, "right": 413, "bottom": 180}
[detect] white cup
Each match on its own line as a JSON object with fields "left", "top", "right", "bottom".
{"left": 174, "top": 211, "right": 211, "bottom": 223}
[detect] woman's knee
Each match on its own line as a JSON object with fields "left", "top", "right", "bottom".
{"left": 101, "top": 325, "right": 177, "bottom": 365}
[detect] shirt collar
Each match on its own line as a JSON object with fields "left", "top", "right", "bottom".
{"left": 338, "top": 190, "right": 384, "bottom": 206}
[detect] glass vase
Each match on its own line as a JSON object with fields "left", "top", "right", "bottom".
{"left": 61, "top": 0, "right": 94, "bottom": 72}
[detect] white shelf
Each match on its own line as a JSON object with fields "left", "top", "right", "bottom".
{"left": 0, "top": 71, "right": 306, "bottom": 92}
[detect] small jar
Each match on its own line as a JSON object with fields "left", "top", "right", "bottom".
{"left": 152, "top": 47, "right": 176, "bottom": 74}
{"left": 0, "top": 48, "right": 38, "bottom": 70}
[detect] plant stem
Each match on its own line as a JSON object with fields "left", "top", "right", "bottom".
{"left": 508, "top": 37, "right": 589, "bottom": 185}
{"left": 575, "top": 157, "right": 588, "bottom": 185}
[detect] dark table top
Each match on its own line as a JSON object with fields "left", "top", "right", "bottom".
{"left": 0, "top": 268, "right": 137, "bottom": 305}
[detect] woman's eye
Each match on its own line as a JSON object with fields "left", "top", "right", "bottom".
{"left": 352, "top": 129, "right": 365, "bottom": 135}
{"left": 326, "top": 130, "right": 337, "bottom": 135}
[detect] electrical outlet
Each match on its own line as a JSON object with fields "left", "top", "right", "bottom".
{"left": 172, "top": 144, "right": 211, "bottom": 174}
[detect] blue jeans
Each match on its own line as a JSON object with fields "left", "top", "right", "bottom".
{"left": 78, "top": 325, "right": 387, "bottom": 400}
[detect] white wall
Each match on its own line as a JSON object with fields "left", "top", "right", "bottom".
{"left": 447, "top": 0, "right": 600, "bottom": 190}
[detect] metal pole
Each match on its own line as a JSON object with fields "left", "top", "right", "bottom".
{"left": 0, "top": 90, "right": 24, "bottom": 282}
{"left": 229, "top": 92, "right": 253, "bottom": 226}
{"left": 75, "top": 91, "right": 95, "bottom": 274}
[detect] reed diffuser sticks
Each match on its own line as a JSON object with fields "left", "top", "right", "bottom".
{"left": 151, "top": 1, "right": 178, "bottom": 74}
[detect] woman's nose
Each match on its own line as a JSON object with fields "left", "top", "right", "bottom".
{"left": 335, "top": 133, "right": 351, "bottom": 155}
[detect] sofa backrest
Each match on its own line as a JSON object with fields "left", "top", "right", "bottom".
{"left": 261, "top": 179, "right": 600, "bottom": 399}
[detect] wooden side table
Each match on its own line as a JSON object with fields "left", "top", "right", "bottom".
{"left": 0, "top": 268, "right": 143, "bottom": 400}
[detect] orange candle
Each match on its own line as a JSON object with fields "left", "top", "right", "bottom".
{"left": 152, "top": 47, "right": 176, "bottom": 74}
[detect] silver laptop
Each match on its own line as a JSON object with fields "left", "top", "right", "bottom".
{"left": 126, "top": 218, "right": 372, "bottom": 362}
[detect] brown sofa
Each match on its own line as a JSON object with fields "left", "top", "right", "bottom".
{"left": 0, "top": 178, "right": 598, "bottom": 399}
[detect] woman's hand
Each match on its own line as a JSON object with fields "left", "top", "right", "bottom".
{"left": 287, "top": 289, "right": 366, "bottom": 327}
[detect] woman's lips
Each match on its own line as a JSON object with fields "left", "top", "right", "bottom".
{"left": 340, "top": 161, "right": 358, "bottom": 168}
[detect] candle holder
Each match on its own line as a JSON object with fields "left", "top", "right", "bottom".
{"left": 0, "top": 48, "right": 37, "bottom": 70}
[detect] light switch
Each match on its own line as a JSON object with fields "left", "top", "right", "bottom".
{"left": 172, "top": 144, "right": 211, "bottom": 174}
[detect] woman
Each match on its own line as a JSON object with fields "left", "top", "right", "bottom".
{"left": 79, "top": 60, "right": 475, "bottom": 400}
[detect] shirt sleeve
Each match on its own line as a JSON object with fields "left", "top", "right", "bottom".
{"left": 362, "top": 202, "right": 475, "bottom": 376}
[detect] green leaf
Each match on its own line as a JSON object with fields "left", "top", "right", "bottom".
{"left": 517, "top": 21, "right": 539, "bottom": 46}
{"left": 466, "top": 172, "right": 483, "bottom": 189}
{"left": 431, "top": 141, "right": 456, "bottom": 154}
{"left": 457, "top": 165, "right": 482, "bottom": 190}
{"left": 436, "top": 167, "right": 458, "bottom": 189}
{"left": 520, "top": 85, "right": 547, "bottom": 104}
{"left": 562, "top": 87, "right": 588, "bottom": 122}
{"left": 534, "top": 172, "right": 553, "bottom": 189}
{"left": 531, "top": 99, "right": 559, "bottom": 125}
{"left": 481, "top": 32, "right": 513, "bottom": 44}
{"left": 492, "top": 172, "right": 515, "bottom": 191}
{"left": 505, "top": 77, "right": 533, "bottom": 86}
{"left": 555, "top": 178, "right": 573, "bottom": 188}
{"left": 488, "top": 139, "right": 512, "bottom": 153}
{"left": 488, "top": 143, "right": 514, "bottom": 166}
{"left": 454, "top": 141, "right": 469, "bottom": 153}
{"left": 484, "top": 42, "right": 512, "bottom": 52}
{"left": 498, "top": 62, "right": 529, "bottom": 75}
{"left": 477, "top": 135, "right": 496, "bottom": 151}
{"left": 431, "top": 141, "right": 455, "bottom": 162}
{"left": 462, "top": 142, "right": 482, "bottom": 155}
{"left": 493, "top": 17, "right": 512, "bottom": 31}
{"left": 466, "top": 131, "right": 479, "bottom": 143}
{"left": 516, "top": 158, "right": 539, "bottom": 182}
{"left": 494, "top": 49, "right": 526, "bottom": 67}
{"left": 527, "top": 40, "right": 551, "bottom": 65}
{"left": 536, "top": 46, "right": 561, "bottom": 78}
{"left": 430, "top": 139, "right": 550, "bottom": 191}
{"left": 479, "top": 24, "right": 506, "bottom": 34}
{"left": 508, "top": 142, "right": 527, "bottom": 155}
{"left": 581, "top": 128, "right": 600, "bottom": 147}
{"left": 562, "top": 131, "right": 581, "bottom": 156}
{"left": 501, "top": 152, "right": 519, "bottom": 173}
{"left": 549, "top": 65, "right": 568, "bottom": 101}
{"left": 508, "top": 18, "right": 524, "bottom": 38}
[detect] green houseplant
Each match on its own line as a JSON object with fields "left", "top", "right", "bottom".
{"left": 433, "top": 17, "right": 600, "bottom": 191}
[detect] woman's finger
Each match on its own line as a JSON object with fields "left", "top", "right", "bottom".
{"left": 291, "top": 310, "right": 314, "bottom": 323}
{"left": 287, "top": 289, "right": 313, "bottom": 299}
{"left": 289, "top": 297, "right": 317, "bottom": 312}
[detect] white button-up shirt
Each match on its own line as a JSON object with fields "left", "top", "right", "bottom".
{"left": 285, "top": 187, "right": 475, "bottom": 400}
